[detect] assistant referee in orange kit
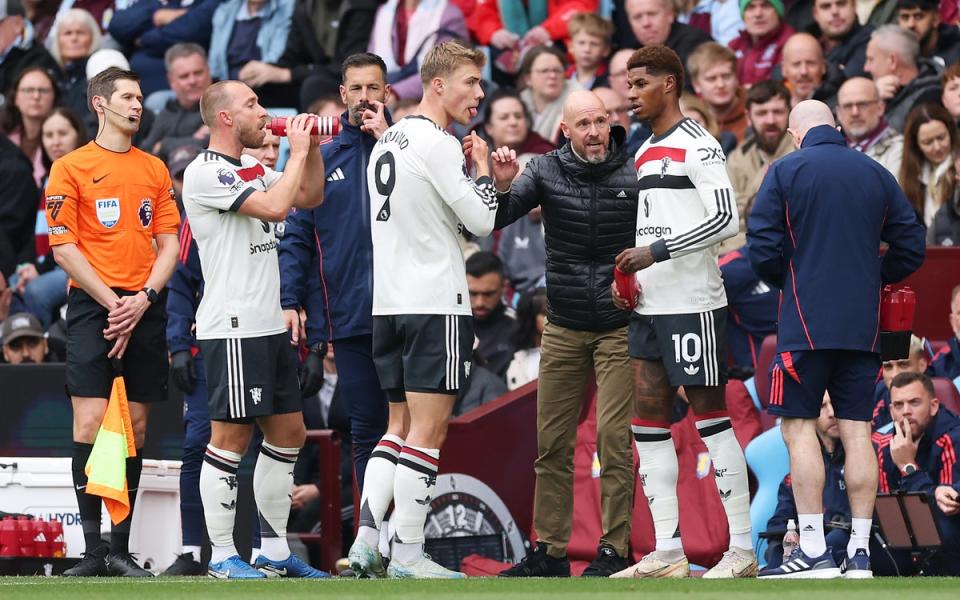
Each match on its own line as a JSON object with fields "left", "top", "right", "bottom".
{"left": 46, "top": 67, "right": 180, "bottom": 577}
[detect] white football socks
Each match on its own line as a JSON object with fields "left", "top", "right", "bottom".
{"left": 254, "top": 442, "right": 300, "bottom": 561}
{"left": 200, "top": 445, "right": 241, "bottom": 563}
{"left": 798, "top": 513, "right": 827, "bottom": 558}
{"left": 632, "top": 419, "right": 683, "bottom": 553}
{"left": 696, "top": 413, "right": 753, "bottom": 550}
{"left": 357, "top": 434, "right": 404, "bottom": 547}
{"left": 392, "top": 446, "right": 439, "bottom": 564}
{"left": 848, "top": 517, "right": 872, "bottom": 557}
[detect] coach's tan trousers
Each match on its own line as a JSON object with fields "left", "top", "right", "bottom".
{"left": 533, "top": 321, "right": 634, "bottom": 558}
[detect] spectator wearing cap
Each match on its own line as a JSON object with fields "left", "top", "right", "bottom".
{"left": 807, "top": 0, "right": 873, "bottom": 78}
{"left": 619, "top": 0, "right": 714, "bottom": 69}
{"left": 108, "top": 0, "right": 219, "bottom": 96}
{"left": 1, "top": 312, "right": 50, "bottom": 363}
{"left": 687, "top": 41, "right": 748, "bottom": 142}
{"left": 0, "top": 0, "right": 59, "bottom": 97}
{"left": 837, "top": 76, "right": 903, "bottom": 179}
{"left": 865, "top": 24, "right": 944, "bottom": 132}
{"left": 141, "top": 43, "right": 212, "bottom": 161}
{"left": 897, "top": 0, "right": 960, "bottom": 67}
{"left": 729, "top": 0, "right": 795, "bottom": 85}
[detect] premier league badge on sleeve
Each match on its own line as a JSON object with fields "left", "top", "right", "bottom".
{"left": 217, "top": 168, "right": 236, "bottom": 186}
{"left": 139, "top": 199, "right": 154, "bottom": 227}
{"left": 96, "top": 198, "right": 121, "bottom": 228}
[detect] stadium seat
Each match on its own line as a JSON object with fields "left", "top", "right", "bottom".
{"left": 933, "top": 377, "right": 960, "bottom": 414}
{"left": 754, "top": 335, "right": 778, "bottom": 407}
{"left": 744, "top": 424, "right": 788, "bottom": 565}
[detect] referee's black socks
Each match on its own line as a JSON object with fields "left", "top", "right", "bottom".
{"left": 111, "top": 454, "right": 143, "bottom": 555}
{"left": 72, "top": 441, "right": 103, "bottom": 553}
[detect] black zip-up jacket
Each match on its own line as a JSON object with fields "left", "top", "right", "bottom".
{"left": 494, "top": 126, "right": 638, "bottom": 332}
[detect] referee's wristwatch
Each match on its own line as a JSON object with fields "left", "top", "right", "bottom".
{"left": 900, "top": 463, "right": 918, "bottom": 477}
{"left": 141, "top": 286, "right": 159, "bottom": 304}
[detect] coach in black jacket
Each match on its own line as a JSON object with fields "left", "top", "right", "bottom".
{"left": 492, "top": 90, "right": 638, "bottom": 578}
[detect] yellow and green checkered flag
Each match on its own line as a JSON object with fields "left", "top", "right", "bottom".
{"left": 84, "top": 376, "right": 137, "bottom": 525}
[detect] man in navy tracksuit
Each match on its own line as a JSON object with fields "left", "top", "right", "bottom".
{"left": 748, "top": 100, "right": 925, "bottom": 578}
{"left": 279, "top": 53, "right": 391, "bottom": 492}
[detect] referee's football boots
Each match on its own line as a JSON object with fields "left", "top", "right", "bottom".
{"left": 105, "top": 552, "right": 154, "bottom": 577}
{"left": 160, "top": 551, "right": 203, "bottom": 576}
{"left": 62, "top": 542, "right": 109, "bottom": 577}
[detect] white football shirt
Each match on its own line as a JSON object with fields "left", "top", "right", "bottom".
{"left": 182, "top": 150, "right": 285, "bottom": 339}
{"left": 368, "top": 116, "right": 499, "bottom": 316}
{"left": 632, "top": 118, "right": 739, "bottom": 315}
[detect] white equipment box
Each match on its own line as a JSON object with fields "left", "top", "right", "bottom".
{"left": 0, "top": 457, "right": 182, "bottom": 571}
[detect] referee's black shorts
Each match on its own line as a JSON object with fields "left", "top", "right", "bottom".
{"left": 65, "top": 288, "right": 169, "bottom": 403}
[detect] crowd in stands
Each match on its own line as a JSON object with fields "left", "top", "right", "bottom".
{"left": 2, "top": 0, "right": 960, "bottom": 572}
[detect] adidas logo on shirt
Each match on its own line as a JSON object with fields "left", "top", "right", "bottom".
{"left": 326, "top": 168, "right": 345, "bottom": 182}
{"left": 617, "top": 190, "right": 628, "bottom": 198}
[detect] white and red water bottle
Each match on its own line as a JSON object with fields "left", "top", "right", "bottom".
{"left": 268, "top": 115, "right": 340, "bottom": 137}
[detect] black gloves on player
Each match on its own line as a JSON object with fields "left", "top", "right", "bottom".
{"left": 170, "top": 350, "right": 196, "bottom": 394}
{"left": 299, "top": 341, "right": 328, "bottom": 397}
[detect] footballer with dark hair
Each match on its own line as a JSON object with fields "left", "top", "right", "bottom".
{"left": 610, "top": 46, "right": 755, "bottom": 579}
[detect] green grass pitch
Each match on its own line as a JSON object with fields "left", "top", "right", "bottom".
{"left": 0, "top": 577, "right": 958, "bottom": 600}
